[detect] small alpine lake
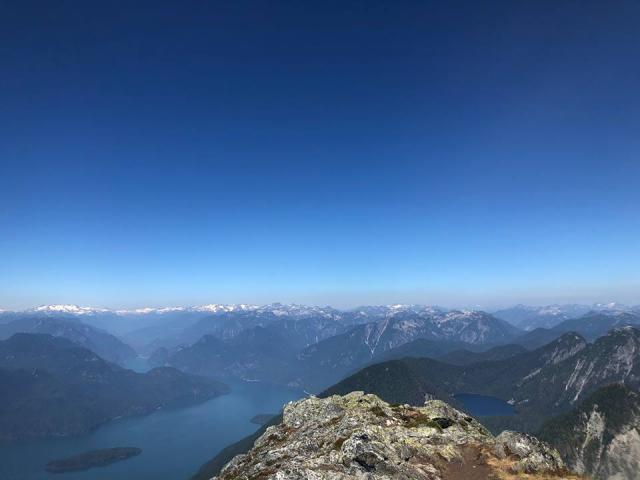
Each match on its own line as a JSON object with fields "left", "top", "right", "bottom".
{"left": 453, "top": 393, "right": 515, "bottom": 417}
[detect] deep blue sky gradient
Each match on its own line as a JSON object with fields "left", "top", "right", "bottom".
{"left": 1, "top": 1, "right": 639, "bottom": 309}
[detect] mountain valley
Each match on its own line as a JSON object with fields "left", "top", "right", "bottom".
{"left": 2, "top": 302, "right": 640, "bottom": 479}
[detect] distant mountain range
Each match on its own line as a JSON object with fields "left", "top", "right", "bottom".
{"left": 2, "top": 302, "right": 638, "bottom": 338}
{"left": 323, "top": 327, "right": 640, "bottom": 431}
{"left": 2, "top": 302, "right": 639, "bottom": 392}
{"left": 492, "top": 303, "right": 633, "bottom": 331}
{"left": 148, "top": 304, "right": 353, "bottom": 352}
{"left": 0, "top": 304, "right": 256, "bottom": 336}
{"left": 514, "top": 311, "right": 640, "bottom": 349}
{"left": 3, "top": 302, "right": 637, "bottom": 389}
{"left": 0, "top": 333, "right": 228, "bottom": 440}
{"left": 0, "top": 316, "right": 136, "bottom": 365}
{"left": 7, "top": 303, "right": 259, "bottom": 316}
{"left": 295, "top": 309, "right": 521, "bottom": 390}
{"left": 148, "top": 305, "right": 639, "bottom": 392}
{"left": 149, "top": 307, "right": 523, "bottom": 390}
{"left": 151, "top": 327, "right": 300, "bottom": 385}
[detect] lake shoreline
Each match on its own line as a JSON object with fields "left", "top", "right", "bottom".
{"left": 0, "top": 381, "right": 303, "bottom": 480}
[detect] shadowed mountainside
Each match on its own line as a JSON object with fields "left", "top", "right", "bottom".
{"left": 0, "top": 316, "right": 136, "bottom": 365}
{"left": 0, "top": 333, "right": 229, "bottom": 440}
{"left": 539, "top": 384, "right": 640, "bottom": 480}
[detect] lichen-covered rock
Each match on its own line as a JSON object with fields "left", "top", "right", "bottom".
{"left": 214, "top": 392, "right": 582, "bottom": 479}
{"left": 493, "top": 431, "right": 566, "bottom": 474}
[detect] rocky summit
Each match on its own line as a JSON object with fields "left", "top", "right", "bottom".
{"left": 214, "top": 392, "right": 580, "bottom": 480}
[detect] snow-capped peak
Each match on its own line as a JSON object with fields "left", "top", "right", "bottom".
{"left": 441, "top": 309, "right": 481, "bottom": 322}
{"left": 192, "top": 304, "right": 259, "bottom": 313}
{"left": 352, "top": 304, "right": 445, "bottom": 319}
{"left": 116, "top": 306, "right": 188, "bottom": 315}
{"left": 255, "top": 303, "right": 339, "bottom": 319}
{"left": 593, "top": 302, "right": 627, "bottom": 311}
{"left": 113, "top": 304, "right": 261, "bottom": 315}
{"left": 30, "top": 304, "right": 109, "bottom": 315}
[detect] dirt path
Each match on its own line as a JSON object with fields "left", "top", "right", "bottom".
{"left": 443, "top": 445, "right": 497, "bottom": 480}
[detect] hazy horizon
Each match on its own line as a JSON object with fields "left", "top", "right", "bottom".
{"left": 2, "top": 289, "right": 639, "bottom": 313}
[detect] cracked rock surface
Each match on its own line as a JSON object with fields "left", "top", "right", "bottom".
{"left": 214, "top": 391, "right": 582, "bottom": 479}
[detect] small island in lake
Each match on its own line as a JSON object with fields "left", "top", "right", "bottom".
{"left": 250, "top": 413, "right": 276, "bottom": 425}
{"left": 45, "top": 447, "right": 142, "bottom": 473}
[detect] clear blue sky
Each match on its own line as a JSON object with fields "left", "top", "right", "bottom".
{"left": 1, "top": 1, "right": 639, "bottom": 309}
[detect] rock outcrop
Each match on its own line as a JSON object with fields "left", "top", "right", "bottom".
{"left": 214, "top": 392, "right": 580, "bottom": 479}
{"left": 539, "top": 384, "right": 640, "bottom": 479}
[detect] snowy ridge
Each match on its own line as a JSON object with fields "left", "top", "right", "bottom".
{"left": 492, "top": 303, "right": 638, "bottom": 331}
{"left": 29, "top": 305, "right": 110, "bottom": 315}
{"left": 2, "top": 302, "right": 637, "bottom": 321}
{"left": 116, "top": 304, "right": 260, "bottom": 315}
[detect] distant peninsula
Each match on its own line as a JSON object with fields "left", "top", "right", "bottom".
{"left": 45, "top": 447, "right": 142, "bottom": 473}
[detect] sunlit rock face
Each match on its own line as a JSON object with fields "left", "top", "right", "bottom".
{"left": 213, "top": 392, "right": 579, "bottom": 480}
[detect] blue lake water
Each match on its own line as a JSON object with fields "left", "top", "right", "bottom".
{"left": 0, "top": 381, "right": 302, "bottom": 480}
{"left": 453, "top": 393, "right": 515, "bottom": 416}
